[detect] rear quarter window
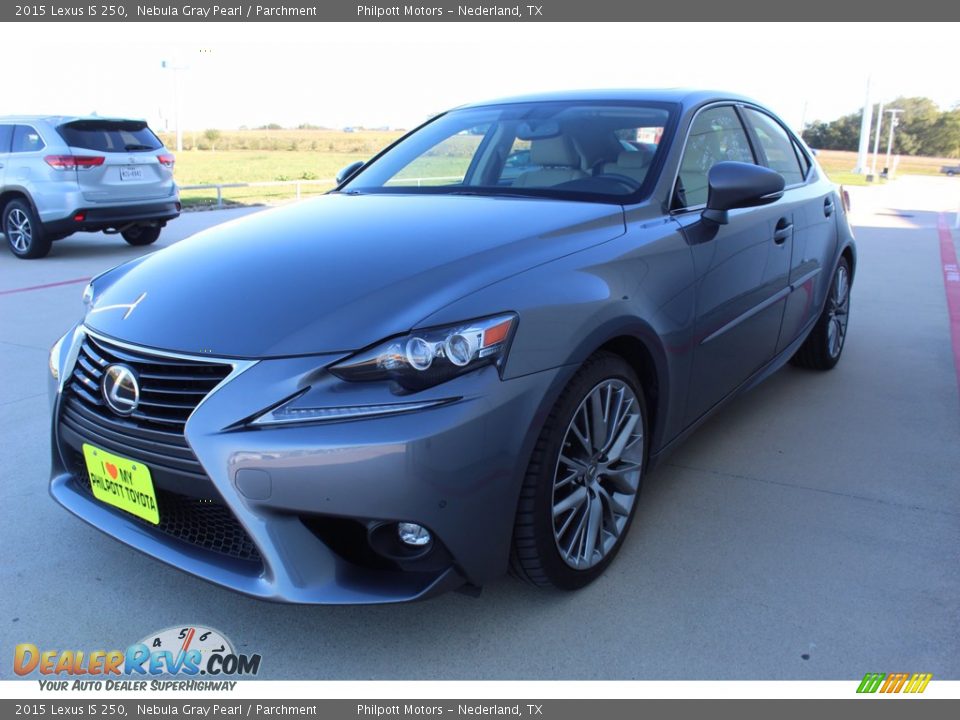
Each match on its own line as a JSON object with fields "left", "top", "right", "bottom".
{"left": 11, "top": 125, "right": 45, "bottom": 153}
{"left": 57, "top": 121, "right": 163, "bottom": 152}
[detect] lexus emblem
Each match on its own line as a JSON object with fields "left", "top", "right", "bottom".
{"left": 102, "top": 364, "right": 140, "bottom": 416}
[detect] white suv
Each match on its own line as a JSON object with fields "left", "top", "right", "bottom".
{"left": 0, "top": 116, "right": 180, "bottom": 259}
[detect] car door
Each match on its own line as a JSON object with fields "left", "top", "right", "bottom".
{"left": 671, "top": 105, "right": 802, "bottom": 426}
{"left": 0, "top": 124, "right": 13, "bottom": 188}
{"left": 8, "top": 124, "right": 47, "bottom": 187}
{"left": 740, "top": 107, "right": 839, "bottom": 353}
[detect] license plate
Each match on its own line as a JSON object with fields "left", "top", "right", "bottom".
{"left": 119, "top": 166, "right": 143, "bottom": 181}
{"left": 82, "top": 443, "right": 159, "bottom": 525}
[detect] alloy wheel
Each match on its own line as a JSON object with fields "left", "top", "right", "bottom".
{"left": 552, "top": 379, "right": 644, "bottom": 570}
{"left": 826, "top": 264, "right": 850, "bottom": 358}
{"left": 6, "top": 209, "right": 32, "bottom": 253}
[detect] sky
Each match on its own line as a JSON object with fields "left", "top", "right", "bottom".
{"left": 3, "top": 22, "right": 957, "bottom": 132}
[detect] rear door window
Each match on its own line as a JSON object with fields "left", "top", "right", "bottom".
{"left": 11, "top": 125, "right": 45, "bottom": 153}
{"left": 57, "top": 120, "right": 163, "bottom": 153}
{"left": 0, "top": 125, "right": 13, "bottom": 153}
{"left": 742, "top": 108, "right": 805, "bottom": 186}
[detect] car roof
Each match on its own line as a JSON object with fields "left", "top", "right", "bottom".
{"left": 0, "top": 115, "right": 148, "bottom": 124}
{"left": 458, "top": 88, "right": 760, "bottom": 111}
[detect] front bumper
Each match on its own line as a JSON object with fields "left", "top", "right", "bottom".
{"left": 49, "top": 328, "right": 566, "bottom": 604}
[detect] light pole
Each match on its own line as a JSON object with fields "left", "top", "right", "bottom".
{"left": 870, "top": 99, "right": 884, "bottom": 179}
{"left": 161, "top": 59, "right": 185, "bottom": 152}
{"left": 884, "top": 109, "right": 903, "bottom": 178}
{"left": 854, "top": 77, "right": 872, "bottom": 175}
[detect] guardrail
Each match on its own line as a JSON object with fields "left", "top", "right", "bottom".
{"left": 178, "top": 175, "right": 467, "bottom": 208}
{"left": 178, "top": 179, "right": 335, "bottom": 208}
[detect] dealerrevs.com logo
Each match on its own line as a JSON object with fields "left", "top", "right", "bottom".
{"left": 856, "top": 672, "right": 932, "bottom": 694}
{"left": 14, "top": 626, "right": 261, "bottom": 691}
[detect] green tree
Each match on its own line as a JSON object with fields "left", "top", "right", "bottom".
{"left": 802, "top": 97, "right": 960, "bottom": 158}
{"left": 203, "top": 128, "right": 222, "bottom": 152}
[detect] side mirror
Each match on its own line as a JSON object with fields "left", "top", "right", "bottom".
{"left": 701, "top": 161, "right": 785, "bottom": 225}
{"left": 336, "top": 160, "right": 365, "bottom": 186}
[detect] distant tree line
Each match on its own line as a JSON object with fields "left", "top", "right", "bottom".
{"left": 803, "top": 97, "right": 960, "bottom": 158}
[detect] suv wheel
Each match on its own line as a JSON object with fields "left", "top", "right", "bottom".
{"left": 511, "top": 352, "right": 647, "bottom": 590}
{"left": 3, "top": 200, "right": 51, "bottom": 259}
{"left": 121, "top": 225, "right": 162, "bottom": 246}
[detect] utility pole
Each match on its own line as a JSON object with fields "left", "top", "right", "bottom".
{"left": 884, "top": 109, "right": 904, "bottom": 178}
{"left": 854, "top": 76, "right": 872, "bottom": 174}
{"left": 161, "top": 58, "right": 186, "bottom": 152}
{"left": 870, "top": 99, "right": 884, "bottom": 179}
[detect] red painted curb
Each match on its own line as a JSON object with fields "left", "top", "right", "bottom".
{"left": 0, "top": 276, "right": 91, "bottom": 296}
{"left": 937, "top": 213, "right": 960, "bottom": 399}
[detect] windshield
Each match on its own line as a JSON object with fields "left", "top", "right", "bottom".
{"left": 341, "top": 101, "right": 677, "bottom": 203}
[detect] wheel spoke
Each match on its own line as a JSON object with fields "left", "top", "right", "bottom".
{"left": 553, "top": 485, "right": 588, "bottom": 519}
{"left": 559, "top": 453, "right": 586, "bottom": 472}
{"left": 569, "top": 422, "right": 592, "bottom": 454}
{"left": 554, "top": 469, "right": 579, "bottom": 491}
{"left": 582, "top": 493, "right": 602, "bottom": 561}
{"left": 606, "top": 414, "right": 639, "bottom": 464}
{"left": 603, "top": 461, "right": 642, "bottom": 495}
{"left": 598, "top": 485, "right": 630, "bottom": 521}
{"left": 589, "top": 390, "right": 606, "bottom": 452}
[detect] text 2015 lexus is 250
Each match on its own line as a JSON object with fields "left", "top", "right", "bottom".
{"left": 48, "top": 90, "right": 855, "bottom": 603}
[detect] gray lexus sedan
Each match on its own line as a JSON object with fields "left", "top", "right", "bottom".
{"left": 48, "top": 90, "right": 855, "bottom": 603}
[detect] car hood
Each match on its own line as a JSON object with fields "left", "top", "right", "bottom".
{"left": 85, "top": 193, "right": 625, "bottom": 358}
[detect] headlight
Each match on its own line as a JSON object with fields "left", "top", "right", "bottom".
{"left": 330, "top": 313, "right": 517, "bottom": 392}
{"left": 49, "top": 333, "right": 66, "bottom": 380}
{"left": 81, "top": 282, "right": 95, "bottom": 313}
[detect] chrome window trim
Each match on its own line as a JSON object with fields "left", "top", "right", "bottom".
{"left": 668, "top": 100, "right": 814, "bottom": 216}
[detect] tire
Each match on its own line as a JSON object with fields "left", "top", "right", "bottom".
{"left": 121, "top": 225, "right": 161, "bottom": 246}
{"left": 791, "top": 257, "right": 852, "bottom": 370}
{"left": 3, "top": 199, "right": 51, "bottom": 259}
{"left": 511, "top": 352, "right": 648, "bottom": 590}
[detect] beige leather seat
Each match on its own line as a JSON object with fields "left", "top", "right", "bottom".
{"left": 513, "top": 136, "right": 587, "bottom": 187}
{"left": 601, "top": 150, "right": 652, "bottom": 185}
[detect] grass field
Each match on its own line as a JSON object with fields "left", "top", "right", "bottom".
{"left": 814, "top": 149, "right": 951, "bottom": 186}
{"left": 157, "top": 129, "right": 404, "bottom": 207}
{"left": 157, "top": 130, "right": 951, "bottom": 207}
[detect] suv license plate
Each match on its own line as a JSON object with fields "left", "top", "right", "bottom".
{"left": 119, "top": 166, "right": 143, "bottom": 181}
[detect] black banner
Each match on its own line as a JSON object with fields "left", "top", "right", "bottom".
{"left": 3, "top": 0, "right": 958, "bottom": 22}
{"left": 2, "top": 699, "right": 960, "bottom": 720}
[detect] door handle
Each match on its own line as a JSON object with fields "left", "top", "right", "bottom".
{"left": 773, "top": 218, "right": 793, "bottom": 245}
{"left": 824, "top": 197, "right": 835, "bottom": 217}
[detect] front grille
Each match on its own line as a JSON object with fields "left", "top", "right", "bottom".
{"left": 61, "top": 334, "right": 231, "bottom": 478}
{"left": 69, "top": 449, "right": 262, "bottom": 564}
{"left": 60, "top": 334, "right": 262, "bottom": 565}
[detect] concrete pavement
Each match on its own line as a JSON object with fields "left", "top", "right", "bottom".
{"left": 1, "top": 180, "right": 958, "bottom": 680}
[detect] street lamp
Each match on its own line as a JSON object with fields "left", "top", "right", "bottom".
{"left": 870, "top": 99, "right": 884, "bottom": 179}
{"left": 161, "top": 58, "right": 186, "bottom": 152}
{"left": 884, "top": 109, "right": 903, "bottom": 179}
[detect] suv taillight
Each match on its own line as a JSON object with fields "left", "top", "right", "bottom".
{"left": 45, "top": 155, "right": 105, "bottom": 170}
{"left": 157, "top": 153, "right": 175, "bottom": 169}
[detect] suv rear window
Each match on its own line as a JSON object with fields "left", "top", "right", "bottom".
{"left": 57, "top": 120, "right": 163, "bottom": 153}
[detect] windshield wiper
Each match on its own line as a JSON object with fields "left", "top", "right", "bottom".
{"left": 124, "top": 144, "right": 155, "bottom": 151}
{"left": 447, "top": 189, "right": 541, "bottom": 199}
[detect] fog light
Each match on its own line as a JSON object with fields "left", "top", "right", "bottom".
{"left": 397, "top": 522, "right": 431, "bottom": 547}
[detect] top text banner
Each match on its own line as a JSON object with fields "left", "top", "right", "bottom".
{"left": 3, "top": 0, "right": 958, "bottom": 21}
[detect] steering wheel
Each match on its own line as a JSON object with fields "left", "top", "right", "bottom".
{"left": 594, "top": 173, "right": 641, "bottom": 191}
